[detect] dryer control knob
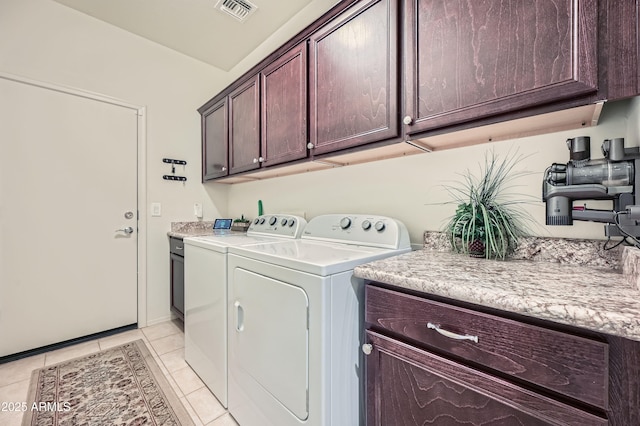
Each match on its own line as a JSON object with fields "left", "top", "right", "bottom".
{"left": 269, "top": 216, "right": 278, "bottom": 226}
{"left": 259, "top": 218, "right": 266, "bottom": 224}
{"left": 362, "top": 220, "right": 372, "bottom": 230}
{"left": 288, "top": 219, "right": 296, "bottom": 227}
{"left": 280, "top": 218, "right": 288, "bottom": 226}
{"left": 375, "top": 221, "right": 386, "bottom": 232}
{"left": 253, "top": 218, "right": 260, "bottom": 225}
{"left": 340, "top": 217, "right": 352, "bottom": 229}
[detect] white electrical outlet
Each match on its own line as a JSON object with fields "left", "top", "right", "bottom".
{"left": 151, "top": 202, "right": 162, "bottom": 217}
{"left": 194, "top": 203, "right": 203, "bottom": 218}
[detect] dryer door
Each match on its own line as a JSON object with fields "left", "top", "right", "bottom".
{"left": 232, "top": 268, "right": 309, "bottom": 420}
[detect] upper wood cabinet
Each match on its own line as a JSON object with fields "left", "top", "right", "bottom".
{"left": 199, "top": 0, "right": 639, "bottom": 182}
{"left": 261, "top": 43, "right": 308, "bottom": 167}
{"left": 229, "top": 75, "right": 261, "bottom": 174}
{"left": 600, "top": 0, "right": 640, "bottom": 101}
{"left": 402, "top": 0, "right": 599, "bottom": 138}
{"left": 309, "top": 0, "right": 399, "bottom": 155}
{"left": 201, "top": 98, "right": 228, "bottom": 181}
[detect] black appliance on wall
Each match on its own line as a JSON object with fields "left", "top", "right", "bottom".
{"left": 542, "top": 136, "right": 640, "bottom": 240}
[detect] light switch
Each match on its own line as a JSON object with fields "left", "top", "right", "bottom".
{"left": 151, "top": 202, "right": 161, "bottom": 217}
{"left": 194, "top": 203, "right": 203, "bottom": 218}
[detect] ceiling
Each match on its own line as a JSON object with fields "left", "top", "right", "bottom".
{"left": 52, "top": 0, "right": 317, "bottom": 71}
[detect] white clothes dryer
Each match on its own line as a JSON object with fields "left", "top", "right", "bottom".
{"left": 226, "top": 214, "right": 411, "bottom": 426}
{"left": 183, "top": 214, "right": 306, "bottom": 408}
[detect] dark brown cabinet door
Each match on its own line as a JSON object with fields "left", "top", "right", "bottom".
{"left": 403, "top": 0, "right": 598, "bottom": 138}
{"left": 229, "top": 75, "right": 261, "bottom": 174}
{"left": 600, "top": 0, "right": 640, "bottom": 101}
{"left": 309, "top": 0, "right": 399, "bottom": 155}
{"left": 201, "top": 98, "right": 228, "bottom": 181}
{"left": 261, "top": 44, "right": 308, "bottom": 167}
{"left": 365, "top": 330, "right": 607, "bottom": 426}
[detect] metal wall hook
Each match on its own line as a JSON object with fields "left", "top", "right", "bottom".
{"left": 163, "top": 158, "right": 187, "bottom": 182}
{"left": 163, "top": 158, "right": 187, "bottom": 165}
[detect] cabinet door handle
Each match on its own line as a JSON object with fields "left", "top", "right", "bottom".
{"left": 175, "top": 246, "right": 183, "bottom": 250}
{"left": 362, "top": 343, "right": 373, "bottom": 355}
{"left": 235, "top": 301, "right": 244, "bottom": 332}
{"left": 427, "top": 322, "right": 478, "bottom": 343}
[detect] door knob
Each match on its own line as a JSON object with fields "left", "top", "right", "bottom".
{"left": 116, "top": 227, "right": 134, "bottom": 234}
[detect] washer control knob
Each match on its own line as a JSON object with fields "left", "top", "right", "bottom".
{"left": 362, "top": 344, "right": 373, "bottom": 355}
{"left": 340, "top": 217, "right": 352, "bottom": 229}
{"left": 253, "top": 218, "right": 260, "bottom": 225}
{"left": 374, "top": 221, "right": 386, "bottom": 232}
{"left": 259, "top": 218, "right": 266, "bottom": 224}
{"left": 269, "top": 216, "right": 278, "bottom": 226}
{"left": 289, "top": 219, "right": 296, "bottom": 227}
{"left": 362, "top": 220, "right": 372, "bottom": 230}
{"left": 280, "top": 218, "right": 288, "bottom": 226}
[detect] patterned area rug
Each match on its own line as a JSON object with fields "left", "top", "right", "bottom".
{"left": 22, "top": 339, "right": 194, "bottom": 426}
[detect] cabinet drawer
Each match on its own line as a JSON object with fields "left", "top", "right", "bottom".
{"left": 365, "top": 285, "right": 608, "bottom": 409}
{"left": 169, "top": 237, "right": 184, "bottom": 256}
{"left": 366, "top": 330, "right": 607, "bottom": 426}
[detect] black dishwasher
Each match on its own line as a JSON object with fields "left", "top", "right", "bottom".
{"left": 169, "top": 237, "right": 185, "bottom": 320}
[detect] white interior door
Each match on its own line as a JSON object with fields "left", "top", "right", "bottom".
{"left": 0, "top": 77, "right": 139, "bottom": 357}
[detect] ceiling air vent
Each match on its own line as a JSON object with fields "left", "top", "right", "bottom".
{"left": 215, "top": 0, "right": 258, "bottom": 22}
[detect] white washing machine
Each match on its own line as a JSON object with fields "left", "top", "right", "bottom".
{"left": 226, "top": 214, "right": 411, "bottom": 426}
{"left": 183, "top": 214, "right": 307, "bottom": 408}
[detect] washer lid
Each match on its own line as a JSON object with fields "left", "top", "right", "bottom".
{"left": 228, "top": 239, "right": 410, "bottom": 276}
{"left": 183, "top": 234, "right": 283, "bottom": 252}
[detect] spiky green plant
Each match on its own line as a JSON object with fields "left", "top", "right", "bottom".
{"left": 444, "top": 150, "right": 533, "bottom": 260}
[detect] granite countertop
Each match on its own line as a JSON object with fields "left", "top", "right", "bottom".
{"left": 354, "top": 246, "right": 640, "bottom": 342}
{"left": 167, "top": 221, "right": 217, "bottom": 239}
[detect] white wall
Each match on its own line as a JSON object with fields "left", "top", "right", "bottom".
{"left": 226, "top": 98, "right": 639, "bottom": 246}
{"left": 0, "top": 0, "right": 346, "bottom": 325}
{"left": 0, "top": 0, "right": 228, "bottom": 324}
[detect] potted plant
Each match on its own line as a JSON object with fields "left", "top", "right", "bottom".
{"left": 231, "top": 215, "right": 251, "bottom": 232}
{"left": 443, "top": 150, "right": 533, "bottom": 260}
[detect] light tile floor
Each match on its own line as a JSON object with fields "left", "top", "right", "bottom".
{"left": 0, "top": 319, "right": 237, "bottom": 426}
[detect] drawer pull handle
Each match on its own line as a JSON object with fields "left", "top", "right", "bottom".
{"left": 427, "top": 322, "right": 478, "bottom": 343}
{"left": 175, "top": 246, "right": 183, "bottom": 250}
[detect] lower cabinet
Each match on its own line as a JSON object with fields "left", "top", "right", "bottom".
{"left": 169, "top": 237, "right": 185, "bottom": 320}
{"left": 364, "top": 284, "right": 640, "bottom": 425}
{"left": 366, "top": 331, "right": 605, "bottom": 425}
